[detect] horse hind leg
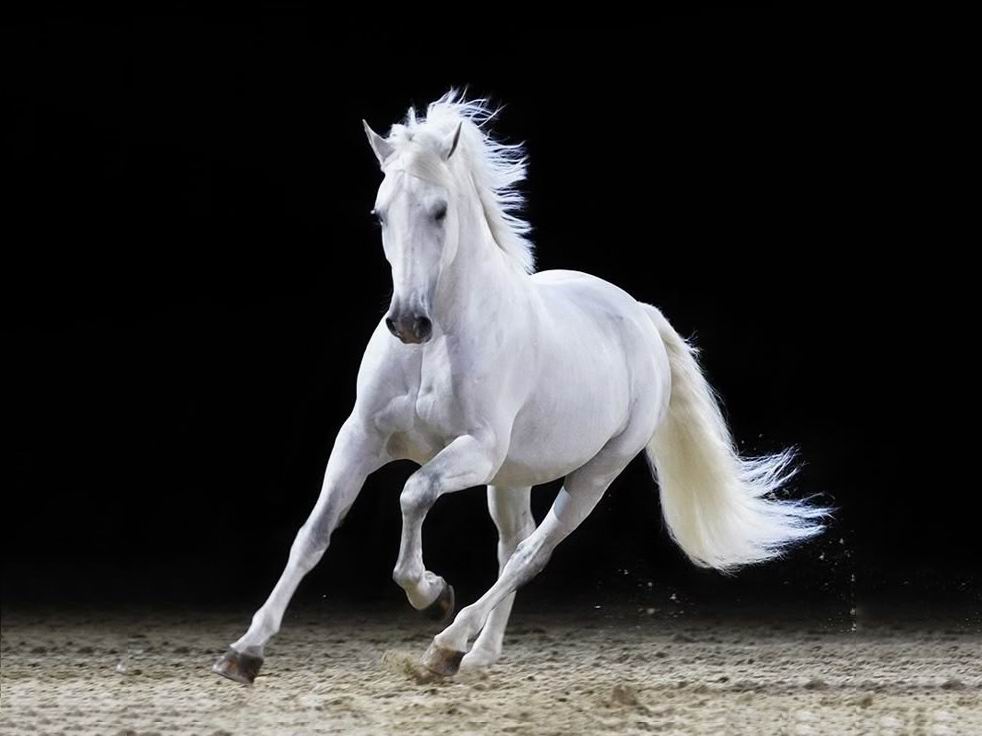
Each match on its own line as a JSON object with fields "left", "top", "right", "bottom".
{"left": 460, "top": 485, "right": 535, "bottom": 671}
{"left": 423, "top": 437, "right": 642, "bottom": 676}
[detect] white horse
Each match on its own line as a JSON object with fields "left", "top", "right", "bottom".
{"left": 213, "top": 92, "right": 827, "bottom": 684}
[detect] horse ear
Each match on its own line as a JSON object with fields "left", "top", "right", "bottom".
{"left": 441, "top": 122, "right": 463, "bottom": 161}
{"left": 363, "top": 120, "right": 394, "bottom": 166}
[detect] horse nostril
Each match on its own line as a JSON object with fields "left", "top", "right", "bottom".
{"left": 385, "top": 317, "right": 398, "bottom": 337}
{"left": 414, "top": 316, "right": 432, "bottom": 340}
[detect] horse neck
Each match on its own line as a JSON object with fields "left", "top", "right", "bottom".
{"left": 434, "top": 182, "right": 529, "bottom": 334}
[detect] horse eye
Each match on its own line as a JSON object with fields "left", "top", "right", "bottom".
{"left": 433, "top": 205, "right": 447, "bottom": 222}
{"left": 371, "top": 208, "right": 384, "bottom": 225}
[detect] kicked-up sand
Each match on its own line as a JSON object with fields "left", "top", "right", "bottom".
{"left": 1, "top": 603, "right": 979, "bottom": 735}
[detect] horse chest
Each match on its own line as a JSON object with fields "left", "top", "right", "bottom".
{"left": 410, "top": 344, "right": 468, "bottom": 439}
{"left": 413, "top": 369, "right": 463, "bottom": 437}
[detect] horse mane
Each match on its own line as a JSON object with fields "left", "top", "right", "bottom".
{"left": 386, "top": 90, "right": 536, "bottom": 274}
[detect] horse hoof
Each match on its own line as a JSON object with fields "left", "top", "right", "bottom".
{"left": 212, "top": 649, "right": 263, "bottom": 685}
{"left": 422, "top": 582, "right": 455, "bottom": 621}
{"left": 421, "top": 641, "right": 465, "bottom": 677}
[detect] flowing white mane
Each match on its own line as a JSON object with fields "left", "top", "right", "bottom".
{"left": 385, "top": 90, "right": 536, "bottom": 274}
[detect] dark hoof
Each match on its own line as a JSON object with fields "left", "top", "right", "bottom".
{"left": 212, "top": 648, "right": 263, "bottom": 685}
{"left": 422, "top": 582, "right": 455, "bottom": 622}
{"left": 421, "top": 641, "right": 465, "bottom": 677}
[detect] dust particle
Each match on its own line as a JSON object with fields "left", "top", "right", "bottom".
{"left": 381, "top": 649, "right": 443, "bottom": 684}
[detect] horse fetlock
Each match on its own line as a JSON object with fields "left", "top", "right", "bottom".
{"left": 421, "top": 580, "right": 455, "bottom": 621}
{"left": 435, "top": 606, "right": 480, "bottom": 651}
{"left": 391, "top": 564, "right": 421, "bottom": 590}
{"left": 460, "top": 644, "right": 502, "bottom": 671}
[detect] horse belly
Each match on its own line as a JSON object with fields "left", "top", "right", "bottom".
{"left": 492, "top": 359, "right": 632, "bottom": 487}
{"left": 491, "top": 272, "right": 661, "bottom": 487}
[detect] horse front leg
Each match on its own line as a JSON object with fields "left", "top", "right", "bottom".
{"left": 391, "top": 432, "right": 503, "bottom": 620}
{"left": 213, "top": 416, "right": 385, "bottom": 684}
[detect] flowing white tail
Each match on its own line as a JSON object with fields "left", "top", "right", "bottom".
{"left": 645, "top": 306, "right": 828, "bottom": 572}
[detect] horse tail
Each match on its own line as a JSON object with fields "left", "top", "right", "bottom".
{"left": 642, "top": 305, "right": 828, "bottom": 573}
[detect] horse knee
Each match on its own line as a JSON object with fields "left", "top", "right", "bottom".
{"left": 400, "top": 473, "right": 437, "bottom": 518}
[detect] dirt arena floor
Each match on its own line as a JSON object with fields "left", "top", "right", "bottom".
{"left": 1, "top": 604, "right": 979, "bottom": 735}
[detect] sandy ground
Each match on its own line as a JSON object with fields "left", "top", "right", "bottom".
{"left": 1, "top": 604, "right": 979, "bottom": 735}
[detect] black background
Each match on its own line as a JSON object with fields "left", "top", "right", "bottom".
{"left": 3, "top": 10, "right": 975, "bottom": 622}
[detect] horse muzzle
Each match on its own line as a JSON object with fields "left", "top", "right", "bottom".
{"left": 385, "top": 311, "right": 433, "bottom": 344}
